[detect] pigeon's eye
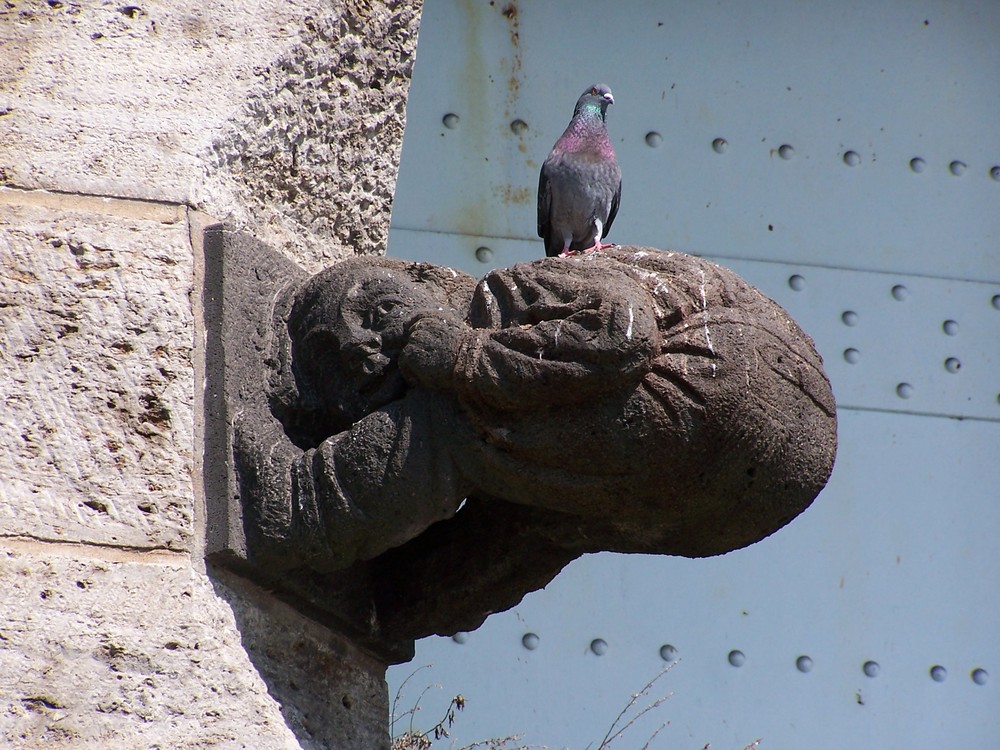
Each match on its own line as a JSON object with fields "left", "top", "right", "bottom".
{"left": 591, "top": 87, "right": 599, "bottom": 95}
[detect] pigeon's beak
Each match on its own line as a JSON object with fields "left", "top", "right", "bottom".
{"left": 603, "top": 92, "right": 615, "bottom": 106}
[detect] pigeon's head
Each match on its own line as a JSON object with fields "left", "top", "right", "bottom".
{"left": 574, "top": 83, "right": 615, "bottom": 120}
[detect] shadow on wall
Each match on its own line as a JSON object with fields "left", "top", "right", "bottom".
{"left": 207, "top": 566, "right": 391, "bottom": 750}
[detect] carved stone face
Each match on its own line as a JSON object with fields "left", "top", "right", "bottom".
{"left": 292, "top": 267, "right": 441, "bottom": 428}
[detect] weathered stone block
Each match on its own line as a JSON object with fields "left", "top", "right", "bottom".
{"left": 0, "top": 192, "right": 193, "bottom": 550}
{"left": 0, "top": 0, "right": 422, "bottom": 268}
{"left": 0, "top": 547, "right": 301, "bottom": 749}
{"left": 1, "top": 0, "right": 424, "bottom": 745}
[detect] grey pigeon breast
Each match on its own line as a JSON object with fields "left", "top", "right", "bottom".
{"left": 538, "top": 84, "right": 622, "bottom": 257}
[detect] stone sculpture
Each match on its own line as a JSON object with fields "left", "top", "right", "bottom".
{"left": 212, "top": 232, "right": 836, "bottom": 654}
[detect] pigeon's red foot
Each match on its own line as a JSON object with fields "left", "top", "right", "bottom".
{"left": 579, "top": 242, "right": 613, "bottom": 255}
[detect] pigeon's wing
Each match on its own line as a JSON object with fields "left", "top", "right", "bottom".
{"left": 536, "top": 164, "right": 552, "bottom": 240}
{"left": 603, "top": 176, "right": 622, "bottom": 239}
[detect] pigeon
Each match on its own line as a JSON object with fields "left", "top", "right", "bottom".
{"left": 537, "top": 83, "right": 622, "bottom": 257}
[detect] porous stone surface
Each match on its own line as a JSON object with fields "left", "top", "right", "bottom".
{"left": 0, "top": 192, "right": 194, "bottom": 551}
{"left": 0, "top": 0, "right": 421, "bottom": 269}
{"left": 0, "top": 191, "right": 395, "bottom": 750}
{"left": 0, "top": 0, "right": 423, "bottom": 744}
{"left": 0, "top": 547, "right": 301, "bottom": 749}
{"left": 205, "top": 3, "right": 421, "bottom": 271}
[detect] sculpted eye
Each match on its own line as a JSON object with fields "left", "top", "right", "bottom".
{"left": 370, "top": 295, "right": 406, "bottom": 328}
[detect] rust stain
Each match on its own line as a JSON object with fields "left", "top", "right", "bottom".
{"left": 496, "top": 1, "right": 522, "bottom": 106}
{"left": 493, "top": 183, "right": 531, "bottom": 206}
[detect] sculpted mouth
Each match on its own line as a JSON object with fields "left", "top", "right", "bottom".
{"left": 359, "top": 367, "right": 405, "bottom": 408}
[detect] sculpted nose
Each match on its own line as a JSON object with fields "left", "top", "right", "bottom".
{"left": 346, "top": 332, "right": 382, "bottom": 357}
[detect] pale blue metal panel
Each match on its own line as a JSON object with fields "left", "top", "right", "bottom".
{"left": 389, "top": 411, "right": 1000, "bottom": 749}
{"left": 387, "top": 0, "right": 1000, "bottom": 747}
{"left": 388, "top": 0, "right": 1000, "bottom": 280}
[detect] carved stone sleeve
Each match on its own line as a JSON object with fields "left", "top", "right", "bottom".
{"left": 448, "top": 264, "right": 661, "bottom": 412}
{"left": 304, "top": 395, "right": 473, "bottom": 566}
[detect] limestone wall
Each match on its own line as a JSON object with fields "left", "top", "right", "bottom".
{"left": 0, "top": 1, "right": 422, "bottom": 747}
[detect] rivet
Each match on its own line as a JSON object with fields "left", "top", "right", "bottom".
{"left": 728, "top": 650, "right": 746, "bottom": 667}
{"left": 590, "top": 638, "right": 608, "bottom": 656}
{"left": 843, "top": 150, "right": 861, "bottom": 167}
{"left": 944, "top": 357, "right": 961, "bottom": 373}
{"left": 949, "top": 160, "right": 966, "bottom": 176}
{"left": 843, "top": 348, "right": 860, "bottom": 364}
{"left": 991, "top": 295, "right": 1000, "bottom": 310}
{"left": 990, "top": 166, "right": 1000, "bottom": 181}
{"left": 796, "top": 655, "right": 813, "bottom": 673}
{"left": 896, "top": 383, "right": 914, "bottom": 399}
{"left": 891, "top": 284, "right": 909, "bottom": 301}
{"left": 909, "top": 157, "right": 926, "bottom": 173}
{"left": 452, "top": 631, "right": 469, "bottom": 644}
{"left": 788, "top": 274, "right": 805, "bottom": 291}
{"left": 841, "top": 310, "right": 859, "bottom": 327}
{"left": 510, "top": 119, "right": 528, "bottom": 136}
{"left": 778, "top": 144, "right": 794, "bottom": 160}
{"left": 863, "top": 660, "right": 880, "bottom": 677}
{"left": 645, "top": 131, "right": 663, "bottom": 148}
{"left": 930, "top": 665, "right": 947, "bottom": 682}
{"left": 659, "top": 644, "right": 678, "bottom": 662}
{"left": 475, "top": 246, "right": 494, "bottom": 264}
{"left": 521, "top": 632, "right": 539, "bottom": 650}
{"left": 712, "top": 137, "right": 728, "bottom": 154}
{"left": 942, "top": 319, "right": 959, "bottom": 335}
{"left": 442, "top": 113, "right": 460, "bottom": 129}
{"left": 972, "top": 668, "right": 989, "bottom": 685}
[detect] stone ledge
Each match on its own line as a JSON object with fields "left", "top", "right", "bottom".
{"left": 0, "top": 537, "right": 190, "bottom": 566}
{"left": 0, "top": 185, "right": 187, "bottom": 223}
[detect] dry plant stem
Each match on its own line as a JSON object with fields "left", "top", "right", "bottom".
{"left": 595, "top": 662, "right": 677, "bottom": 750}
{"left": 599, "top": 696, "right": 672, "bottom": 749}
{"left": 391, "top": 665, "right": 439, "bottom": 736}
{"left": 393, "top": 663, "right": 689, "bottom": 750}
{"left": 456, "top": 736, "right": 529, "bottom": 750}
{"left": 393, "top": 667, "right": 489, "bottom": 750}
{"left": 638, "top": 721, "right": 670, "bottom": 750}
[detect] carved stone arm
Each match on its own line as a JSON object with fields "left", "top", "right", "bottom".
{"left": 235, "top": 392, "right": 475, "bottom": 574}
{"left": 400, "top": 263, "right": 660, "bottom": 412}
